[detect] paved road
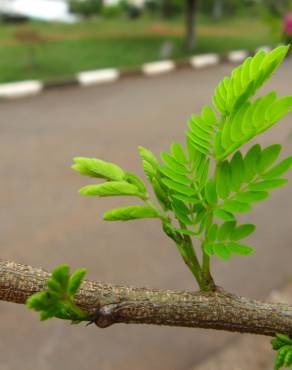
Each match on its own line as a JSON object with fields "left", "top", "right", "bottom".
{"left": 0, "top": 61, "right": 292, "bottom": 370}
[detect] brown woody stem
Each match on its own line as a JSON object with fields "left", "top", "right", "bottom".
{"left": 1, "top": 259, "right": 292, "bottom": 335}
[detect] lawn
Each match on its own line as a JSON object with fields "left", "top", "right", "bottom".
{"left": 0, "top": 15, "right": 281, "bottom": 83}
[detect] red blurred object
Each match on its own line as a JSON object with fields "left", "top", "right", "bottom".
{"left": 284, "top": 13, "right": 292, "bottom": 35}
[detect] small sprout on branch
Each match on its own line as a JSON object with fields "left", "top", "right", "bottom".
{"left": 26, "top": 265, "right": 89, "bottom": 323}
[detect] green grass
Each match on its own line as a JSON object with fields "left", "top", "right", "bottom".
{"left": 0, "top": 15, "right": 281, "bottom": 83}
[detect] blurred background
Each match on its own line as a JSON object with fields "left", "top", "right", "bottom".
{"left": 0, "top": 1, "right": 292, "bottom": 370}
{"left": 0, "top": 0, "right": 291, "bottom": 82}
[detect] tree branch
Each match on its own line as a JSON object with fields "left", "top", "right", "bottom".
{"left": 1, "top": 259, "right": 292, "bottom": 335}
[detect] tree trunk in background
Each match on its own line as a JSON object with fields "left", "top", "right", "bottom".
{"left": 185, "top": 0, "right": 197, "bottom": 51}
{"left": 213, "top": 0, "right": 223, "bottom": 21}
{"left": 161, "top": 0, "right": 172, "bottom": 18}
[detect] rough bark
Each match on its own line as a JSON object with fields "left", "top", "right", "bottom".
{"left": 1, "top": 259, "right": 292, "bottom": 335}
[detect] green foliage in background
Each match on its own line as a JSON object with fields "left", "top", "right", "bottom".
{"left": 70, "top": 0, "right": 102, "bottom": 17}
{"left": 27, "top": 46, "right": 292, "bottom": 369}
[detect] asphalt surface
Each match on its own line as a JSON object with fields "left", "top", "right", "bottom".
{"left": 0, "top": 60, "right": 292, "bottom": 370}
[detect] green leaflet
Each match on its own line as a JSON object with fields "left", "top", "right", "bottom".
{"left": 207, "top": 224, "right": 218, "bottom": 241}
{"left": 171, "top": 143, "right": 188, "bottom": 164}
{"left": 72, "top": 157, "right": 125, "bottom": 181}
{"left": 159, "top": 166, "right": 191, "bottom": 186}
{"left": 213, "top": 243, "right": 231, "bottom": 261}
{"left": 230, "top": 224, "right": 256, "bottom": 241}
{"left": 212, "top": 46, "right": 289, "bottom": 116}
{"left": 272, "top": 334, "right": 292, "bottom": 370}
{"left": 103, "top": 205, "right": 160, "bottom": 221}
{"left": 236, "top": 191, "right": 269, "bottom": 203}
{"left": 205, "top": 180, "right": 217, "bottom": 206}
{"left": 244, "top": 144, "right": 262, "bottom": 182}
{"left": 79, "top": 181, "right": 143, "bottom": 198}
{"left": 68, "top": 269, "right": 87, "bottom": 296}
{"left": 125, "top": 172, "right": 147, "bottom": 194}
{"left": 249, "top": 179, "right": 288, "bottom": 191}
{"left": 227, "top": 242, "right": 255, "bottom": 256}
{"left": 161, "top": 152, "right": 187, "bottom": 175}
{"left": 161, "top": 178, "right": 197, "bottom": 196}
{"left": 204, "top": 241, "right": 254, "bottom": 259}
{"left": 171, "top": 198, "right": 193, "bottom": 225}
{"left": 221, "top": 200, "right": 251, "bottom": 213}
{"left": 138, "top": 146, "right": 160, "bottom": 181}
{"left": 217, "top": 221, "right": 236, "bottom": 241}
{"left": 176, "top": 228, "right": 197, "bottom": 236}
{"left": 138, "top": 146, "right": 160, "bottom": 169}
{"left": 26, "top": 265, "right": 88, "bottom": 323}
{"left": 230, "top": 151, "right": 245, "bottom": 192}
{"left": 152, "top": 178, "right": 171, "bottom": 210}
{"left": 216, "top": 161, "right": 231, "bottom": 199}
{"left": 263, "top": 156, "right": 292, "bottom": 179}
{"left": 258, "top": 144, "right": 282, "bottom": 173}
{"left": 214, "top": 209, "right": 235, "bottom": 221}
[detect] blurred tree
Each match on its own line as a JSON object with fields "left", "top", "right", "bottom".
{"left": 262, "top": 0, "right": 289, "bottom": 16}
{"left": 212, "top": 0, "right": 223, "bottom": 20}
{"left": 185, "top": 0, "right": 197, "bottom": 50}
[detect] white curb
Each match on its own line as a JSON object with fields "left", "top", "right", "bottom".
{"left": 77, "top": 69, "right": 120, "bottom": 86}
{"left": 0, "top": 81, "right": 43, "bottom": 99}
{"left": 142, "top": 60, "right": 175, "bottom": 76}
{"left": 190, "top": 54, "right": 220, "bottom": 69}
{"left": 255, "top": 45, "right": 272, "bottom": 53}
{"left": 228, "top": 50, "right": 249, "bottom": 63}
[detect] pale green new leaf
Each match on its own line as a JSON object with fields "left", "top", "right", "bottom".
{"left": 68, "top": 268, "right": 87, "bottom": 296}
{"left": 125, "top": 172, "right": 147, "bottom": 194}
{"left": 72, "top": 157, "right": 125, "bottom": 181}
{"left": 79, "top": 181, "right": 142, "bottom": 197}
{"left": 103, "top": 206, "right": 159, "bottom": 221}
